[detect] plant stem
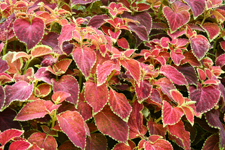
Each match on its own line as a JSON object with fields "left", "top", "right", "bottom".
{"left": 51, "top": 110, "right": 57, "bottom": 128}
{"left": 107, "top": 70, "right": 116, "bottom": 82}
{"left": 155, "top": 116, "right": 162, "bottom": 123}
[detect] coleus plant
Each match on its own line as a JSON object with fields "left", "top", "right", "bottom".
{"left": 0, "top": 0, "right": 225, "bottom": 149}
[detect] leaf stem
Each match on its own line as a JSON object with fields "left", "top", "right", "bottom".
{"left": 155, "top": 116, "right": 162, "bottom": 123}
{"left": 51, "top": 110, "right": 57, "bottom": 129}
{"left": 107, "top": 70, "right": 116, "bottom": 82}
{"left": 23, "top": 59, "right": 31, "bottom": 74}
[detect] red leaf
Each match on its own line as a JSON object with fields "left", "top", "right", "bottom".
{"left": 31, "top": 45, "right": 52, "bottom": 58}
{"left": 176, "top": 65, "right": 197, "bottom": 85}
{"left": 35, "top": 83, "right": 51, "bottom": 98}
{"left": 202, "top": 23, "right": 220, "bottom": 41}
{"left": 4, "top": 81, "right": 33, "bottom": 108}
{"left": 76, "top": 93, "right": 92, "bottom": 121}
{"left": 44, "top": 101, "right": 61, "bottom": 114}
{"left": 102, "top": 2, "right": 130, "bottom": 18}
{"left": 117, "top": 37, "right": 129, "bottom": 49}
{"left": 86, "top": 133, "right": 107, "bottom": 150}
{"left": 0, "top": 13, "right": 15, "bottom": 41}
{"left": 207, "top": 0, "right": 222, "bottom": 8}
{"left": 34, "top": 67, "right": 52, "bottom": 85}
{"left": 72, "top": 0, "right": 96, "bottom": 5}
{"left": 15, "top": 100, "right": 48, "bottom": 121}
{"left": 128, "top": 101, "right": 147, "bottom": 139}
{"left": 94, "top": 105, "right": 128, "bottom": 142}
{"left": 72, "top": 47, "right": 96, "bottom": 77}
{"left": 127, "top": 22, "right": 148, "bottom": 41}
{"left": 108, "top": 88, "right": 132, "bottom": 120}
{"left": 3, "top": 52, "right": 22, "bottom": 74}
{"left": 190, "top": 35, "right": 210, "bottom": 60}
{"left": 9, "top": 141, "right": 30, "bottom": 150}
{"left": 170, "top": 49, "right": 185, "bottom": 66}
{"left": 189, "top": 85, "right": 220, "bottom": 113}
{"left": 163, "top": 1, "right": 190, "bottom": 32}
{"left": 168, "top": 121, "right": 190, "bottom": 150}
{"left": 57, "top": 111, "right": 87, "bottom": 149}
{"left": 85, "top": 81, "right": 108, "bottom": 113}
{"left": 162, "top": 101, "right": 184, "bottom": 126}
{"left": 28, "top": 132, "right": 57, "bottom": 150}
{"left": 182, "top": 106, "right": 194, "bottom": 125}
{"left": 216, "top": 54, "right": 225, "bottom": 67}
{"left": 58, "top": 24, "right": 74, "bottom": 50}
{"left": 147, "top": 119, "right": 167, "bottom": 137}
{"left": 135, "top": 80, "right": 152, "bottom": 100}
{"left": 0, "top": 58, "right": 8, "bottom": 73}
{"left": 205, "top": 109, "right": 225, "bottom": 148}
{"left": 120, "top": 59, "right": 141, "bottom": 85}
{"left": 97, "top": 60, "right": 120, "bottom": 86}
{"left": 13, "top": 18, "right": 44, "bottom": 49}
{"left": 53, "top": 75, "right": 79, "bottom": 105}
{"left": 183, "top": 0, "right": 205, "bottom": 18}
{"left": 170, "top": 89, "right": 185, "bottom": 105}
{"left": 181, "top": 51, "right": 201, "bottom": 67}
{"left": 52, "top": 91, "right": 71, "bottom": 104}
{"left": 144, "top": 137, "right": 173, "bottom": 150}
{"left": 0, "top": 129, "right": 23, "bottom": 146}
{"left": 149, "top": 88, "right": 162, "bottom": 104}
{"left": 58, "top": 141, "right": 79, "bottom": 150}
{"left": 0, "top": 86, "right": 4, "bottom": 110}
{"left": 14, "top": 68, "right": 34, "bottom": 83}
{"left": 202, "top": 134, "right": 220, "bottom": 150}
{"left": 48, "top": 59, "right": 72, "bottom": 76}
{"left": 220, "top": 41, "right": 225, "bottom": 51}
{"left": 160, "top": 65, "right": 187, "bottom": 85}
{"left": 113, "top": 140, "right": 135, "bottom": 150}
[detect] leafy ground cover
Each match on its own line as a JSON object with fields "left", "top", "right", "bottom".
{"left": 0, "top": 0, "right": 225, "bottom": 149}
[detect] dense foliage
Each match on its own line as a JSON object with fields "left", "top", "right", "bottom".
{"left": 0, "top": 0, "right": 225, "bottom": 149}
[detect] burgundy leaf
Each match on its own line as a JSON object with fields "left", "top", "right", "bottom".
{"left": 86, "top": 133, "right": 107, "bottom": 150}
{"left": 53, "top": 75, "right": 79, "bottom": 105}
{"left": 144, "top": 137, "right": 173, "bottom": 150}
{"left": 189, "top": 85, "right": 220, "bottom": 113}
{"left": 88, "top": 15, "right": 109, "bottom": 28}
{"left": 76, "top": 93, "right": 92, "bottom": 121}
{"left": 202, "top": 23, "right": 220, "bottom": 41}
{"left": 0, "top": 129, "right": 23, "bottom": 146}
{"left": 72, "top": 47, "right": 96, "bottom": 77}
{"left": 183, "top": 0, "right": 205, "bottom": 18}
{"left": 135, "top": 80, "right": 152, "bottom": 100}
{"left": 0, "top": 58, "right": 8, "bottom": 73}
{"left": 84, "top": 81, "right": 108, "bottom": 113}
{"left": 13, "top": 18, "right": 44, "bottom": 49}
{"left": 15, "top": 100, "right": 48, "bottom": 121}
{"left": 0, "top": 86, "right": 4, "bottom": 110}
{"left": 202, "top": 134, "right": 220, "bottom": 150}
{"left": 58, "top": 24, "right": 74, "bottom": 50}
{"left": 216, "top": 53, "right": 225, "bottom": 67}
{"left": 34, "top": 67, "right": 52, "bottom": 85}
{"left": 0, "top": 13, "right": 15, "bottom": 41}
{"left": 108, "top": 88, "right": 132, "bottom": 120}
{"left": 148, "top": 119, "right": 167, "bottom": 137}
{"left": 94, "top": 105, "right": 128, "bottom": 142}
{"left": 160, "top": 65, "right": 187, "bottom": 85}
{"left": 9, "top": 141, "right": 30, "bottom": 150}
{"left": 149, "top": 88, "right": 162, "bottom": 104}
{"left": 57, "top": 111, "right": 87, "bottom": 149}
{"left": 176, "top": 65, "right": 197, "bottom": 85}
{"left": 127, "top": 22, "right": 148, "bottom": 41}
{"left": 113, "top": 140, "right": 135, "bottom": 150}
{"left": 4, "top": 81, "right": 33, "bottom": 108}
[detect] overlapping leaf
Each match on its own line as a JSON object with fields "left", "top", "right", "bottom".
{"left": 0, "top": 129, "right": 24, "bottom": 146}
{"left": 9, "top": 141, "right": 31, "bottom": 150}
{"left": 184, "top": 0, "right": 205, "bottom": 18}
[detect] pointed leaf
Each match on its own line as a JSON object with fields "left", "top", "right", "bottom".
{"left": 127, "top": 22, "right": 148, "bottom": 41}
{"left": 34, "top": 83, "right": 51, "bottom": 98}
{"left": 13, "top": 18, "right": 44, "bottom": 49}
{"left": 189, "top": 85, "right": 220, "bottom": 113}
{"left": 113, "top": 140, "right": 135, "bottom": 150}
{"left": 171, "top": 49, "right": 185, "bottom": 66}
{"left": 31, "top": 45, "right": 52, "bottom": 58}
{"left": 72, "top": 47, "right": 96, "bottom": 77}
{"left": 216, "top": 53, "right": 225, "bottom": 67}
{"left": 170, "top": 89, "right": 185, "bottom": 105}
{"left": 77, "top": 94, "right": 92, "bottom": 121}
{"left": 86, "top": 133, "right": 107, "bottom": 150}
{"left": 53, "top": 75, "right": 79, "bottom": 105}
{"left": 135, "top": 80, "right": 152, "bottom": 100}
{"left": 34, "top": 67, "right": 52, "bottom": 85}
{"left": 160, "top": 65, "right": 187, "bottom": 85}
{"left": 148, "top": 119, "right": 167, "bottom": 137}
{"left": 0, "top": 129, "right": 23, "bottom": 146}
{"left": 84, "top": 81, "right": 108, "bottom": 113}
{"left": 108, "top": 88, "right": 132, "bottom": 120}
{"left": 58, "top": 24, "right": 74, "bottom": 50}
{"left": 202, "top": 23, "right": 220, "bottom": 41}
{"left": 183, "top": 0, "right": 205, "bottom": 18}
{"left": 176, "top": 65, "right": 197, "bottom": 85}
{"left": 44, "top": 101, "right": 61, "bottom": 114}
{"left": 144, "top": 138, "right": 173, "bottom": 150}
{"left": 15, "top": 100, "right": 48, "bottom": 121}
{"left": 202, "top": 134, "right": 220, "bottom": 150}
{"left": 52, "top": 91, "right": 71, "bottom": 104}
{"left": 57, "top": 111, "right": 87, "bottom": 149}
{"left": 88, "top": 14, "right": 109, "bottom": 28}
{"left": 117, "top": 37, "right": 129, "bottom": 49}
{"left": 4, "top": 81, "right": 33, "bottom": 108}
{"left": 0, "top": 58, "right": 8, "bottom": 73}
{"left": 9, "top": 141, "right": 31, "bottom": 150}
{"left": 182, "top": 106, "right": 194, "bottom": 125}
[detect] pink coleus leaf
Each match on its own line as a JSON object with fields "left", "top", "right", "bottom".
{"left": 14, "top": 100, "right": 48, "bottom": 121}
{"left": 202, "top": 134, "right": 220, "bottom": 150}
{"left": 160, "top": 65, "right": 187, "bottom": 85}
{"left": 135, "top": 80, "right": 152, "bottom": 100}
{"left": 86, "top": 133, "right": 107, "bottom": 150}
{"left": 205, "top": 109, "right": 225, "bottom": 149}
{"left": 176, "top": 65, "right": 197, "bottom": 85}
{"left": 28, "top": 132, "right": 57, "bottom": 150}
{"left": 84, "top": 80, "right": 108, "bottom": 113}
{"left": 52, "top": 75, "right": 79, "bottom": 105}
{"left": 183, "top": 0, "right": 205, "bottom": 18}
{"left": 52, "top": 91, "right": 71, "bottom": 104}
{"left": 72, "top": 47, "right": 96, "bottom": 77}
{"left": 182, "top": 106, "right": 195, "bottom": 125}
{"left": 34, "top": 83, "right": 51, "bottom": 98}
{"left": 0, "top": 13, "right": 15, "bottom": 41}
{"left": 0, "top": 129, "right": 24, "bottom": 146}
{"left": 34, "top": 67, "right": 52, "bottom": 85}
{"left": 58, "top": 24, "right": 74, "bottom": 50}
{"left": 72, "top": 0, "right": 96, "bottom": 5}
{"left": 117, "top": 37, "right": 129, "bottom": 49}
{"left": 44, "top": 101, "right": 61, "bottom": 114}
{"left": 3, "top": 52, "right": 22, "bottom": 74}
{"left": 94, "top": 105, "right": 128, "bottom": 142}
{"left": 215, "top": 53, "right": 225, "bottom": 67}
{"left": 190, "top": 35, "right": 210, "bottom": 60}
{"left": 120, "top": 59, "right": 141, "bottom": 85}
{"left": 108, "top": 88, "right": 132, "bottom": 120}
{"left": 144, "top": 136, "right": 173, "bottom": 150}
{"left": 13, "top": 18, "right": 44, "bottom": 49}
{"left": 189, "top": 85, "right": 220, "bottom": 113}
{"left": 102, "top": 2, "right": 130, "bottom": 18}
{"left": 4, "top": 81, "right": 33, "bottom": 108}
{"left": 171, "top": 49, "right": 185, "bottom": 66}
{"left": 57, "top": 110, "right": 87, "bottom": 149}
{"left": 0, "top": 43, "right": 4, "bottom": 53}
{"left": 170, "top": 89, "right": 185, "bottom": 105}
{"left": 31, "top": 45, "right": 52, "bottom": 58}
{"left": 97, "top": 60, "right": 120, "bottom": 86}
{"left": 202, "top": 22, "right": 220, "bottom": 41}
{"left": 0, "top": 58, "right": 8, "bottom": 73}
{"left": 168, "top": 120, "right": 191, "bottom": 150}
{"left": 163, "top": 1, "right": 190, "bottom": 32}
{"left": 162, "top": 101, "right": 184, "bottom": 126}
{"left": 0, "top": 86, "right": 4, "bottom": 110}
{"left": 9, "top": 140, "right": 31, "bottom": 150}
{"left": 76, "top": 93, "right": 92, "bottom": 121}
{"left": 197, "top": 68, "right": 206, "bottom": 81}
{"left": 113, "top": 140, "right": 135, "bottom": 150}
{"left": 148, "top": 119, "right": 167, "bottom": 137}
{"left": 206, "top": 0, "right": 222, "bottom": 8}
{"left": 220, "top": 41, "right": 225, "bottom": 51}
{"left": 181, "top": 51, "right": 201, "bottom": 67}
{"left": 0, "top": 73, "right": 14, "bottom": 85}
{"left": 128, "top": 101, "right": 147, "bottom": 139}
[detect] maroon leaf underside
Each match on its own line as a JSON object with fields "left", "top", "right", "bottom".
{"left": 76, "top": 94, "right": 92, "bottom": 121}
{"left": 148, "top": 119, "right": 167, "bottom": 137}
{"left": 53, "top": 75, "right": 79, "bottom": 105}
{"left": 13, "top": 18, "right": 44, "bottom": 49}
{"left": 94, "top": 105, "right": 129, "bottom": 142}
{"left": 127, "top": 22, "right": 148, "bottom": 41}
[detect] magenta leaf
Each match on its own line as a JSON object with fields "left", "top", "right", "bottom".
{"left": 84, "top": 80, "right": 108, "bottom": 113}
{"left": 76, "top": 94, "right": 92, "bottom": 121}
{"left": 160, "top": 65, "right": 187, "bottom": 85}
{"left": 189, "top": 85, "right": 220, "bottom": 113}
{"left": 202, "top": 23, "right": 220, "bottom": 41}
{"left": 9, "top": 141, "right": 31, "bottom": 150}
{"left": 108, "top": 88, "right": 132, "bottom": 120}
{"left": 86, "top": 133, "right": 107, "bottom": 150}
{"left": 216, "top": 53, "right": 225, "bottom": 67}
{"left": 183, "top": 0, "right": 205, "bottom": 18}
{"left": 52, "top": 75, "right": 79, "bottom": 105}
{"left": 13, "top": 18, "right": 44, "bottom": 49}
{"left": 58, "top": 24, "right": 74, "bottom": 50}
{"left": 163, "top": 1, "right": 190, "bottom": 32}
{"left": 190, "top": 35, "right": 210, "bottom": 60}
{"left": 0, "top": 129, "right": 24, "bottom": 146}
{"left": 135, "top": 80, "right": 152, "bottom": 100}
{"left": 4, "top": 81, "right": 33, "bottom": 109}
{"left": 28, "top": 132, "right": 57, "bottom": 150}
{"left": 15, "top": 100, "right": 48, "bottom": 121}
{"left": 57, "top": 110, "right": 87, "bottom": 149}
{"left": 94, "top": 105, "right": 128, "bottom": 142}
{"left": 0, "top": 58, "right": 8, "bottom": 73}
{"left": 205, "top": 109, "right": 225, "bottom": 149}
{"left": 72, "top": 47, "right": 96, "bottom": 77}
